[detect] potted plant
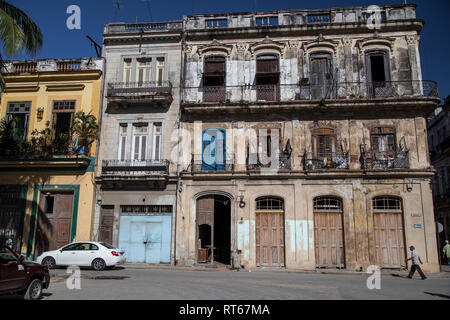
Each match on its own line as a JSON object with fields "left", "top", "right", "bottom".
{"left": 31, "top": 121, "right": 53, "bottom": 157}
{"left": 70, "top": 111, "right": 99, "bottom": 156}
{"left": 0, "top": 117, "right": 17, "bottom": 157}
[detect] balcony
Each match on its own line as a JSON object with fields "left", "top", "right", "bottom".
{"left": 246, "top": 153, "right": 292, "bottom": 171}
{"left": 99, "top": 159, "right": 170, "bottom": 190}
{"left": 101, "top": 159, "right": 169, "bottom": 175}
{"left": 184, "top": 4, "right": 417, "bottom": 31}
{"left": 303, "top": 152, "right": 349, "bottom": 171}
{"left": 189, "top": 154, "right": 234, "bottom": 172}
{"left": 360, "top": 151, "right": 410, "bottom": 170}
{"left": 104, "top": 21, "right": 182, "bottom": 34}
{"left": 3, "top": 58, "right": 103, "bottom": 74}
{"left": 106, "top": 81, "right": 173, "bottom": 108}
{"left": 182, "top": 80, "right": 439, "bottom": 106}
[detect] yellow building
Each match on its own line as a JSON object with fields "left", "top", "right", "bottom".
{"left": 0, "top": 58, "right": 104, "bottom": 260}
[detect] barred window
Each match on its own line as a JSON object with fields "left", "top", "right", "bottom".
{"left": 53, "top": 101, "right": 75, "bottom": 111}
{"left": 372, "top": 196, "right": 402, "bottom": 211}
{"left": 256, "top": 197, "right": 283, "bottom": 211}
{"left": 313, "top": 197, "right": 342, "bottom": 212}
{"left": 120, "top": 205, "right": 173, "bottom": 215}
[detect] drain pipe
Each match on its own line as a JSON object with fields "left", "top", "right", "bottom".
{"left": 173, "top": 24, "right": 187, "bottom": 266}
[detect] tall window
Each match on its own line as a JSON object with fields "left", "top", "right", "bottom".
{"left": 156, "top": 57, "right": 165, "bottom": 86}
{"left": 202, "top": 128, "right": 226, "bottom": 171}
{"left": 371, "top": 127, "right": 396, "bottom": 153}
{"left": 53, "top": 101, "right": 75, "bottom": 154}
{"left": 118, "top": 123, "right": 128, "bottom": 161}
{"left": 310, "top": 52, "right": 333, "bottom": 99}
{"left": 136, "top": 58, "right": 152, "bottom": 86}
{"left": 152, "top": 122, "right": 162, "bottom": 161}
{"left": 132, "top": 123, "right": 148, "bottom": 161}
{"left": 123, "top": 58, "right": 132, "bottom": 84}
{"left": 255, "top": 54, "right": 279, "bottom": 101}
{"left": 312, "top": 128, "right": 336, "bottom": 156}
{"left": 6, "top": 101, "right": 31, "bottom": 142}
{"left": 203, "top": 56, "right": 226, "bottom": 102}
{"left": 365, "top": 50, "right": 391, "bottom": 97}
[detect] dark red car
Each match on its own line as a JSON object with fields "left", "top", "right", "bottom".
{"left": 0, "top": 245, "right": 50, "bottom": 300}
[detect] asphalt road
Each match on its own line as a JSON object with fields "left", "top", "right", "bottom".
{"left": 27, "top": 266, "right": 450, "bottom": 300}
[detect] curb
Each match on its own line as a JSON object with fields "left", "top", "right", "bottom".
{"left": 119, "top": 264, "right": 450, "bottom": 278}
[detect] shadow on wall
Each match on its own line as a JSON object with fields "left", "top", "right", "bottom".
{"left": 16, "top": 174, "right": 53, "bottom": 258}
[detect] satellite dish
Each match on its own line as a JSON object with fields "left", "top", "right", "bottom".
{"left": 437, "top": 222, "right": 444, "bottom": 233}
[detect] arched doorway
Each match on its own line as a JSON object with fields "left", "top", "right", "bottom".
{"left": 196, "top": 194, "right": 231, "bottom": 265}
{"left": 313, "top": 196, "right": 345, "bottom": 268}
{"left": 372, "top": 196, "right": 406, "bottom": 268}
{"left": 255, "top": 197, "right": 285, "bottom": 267}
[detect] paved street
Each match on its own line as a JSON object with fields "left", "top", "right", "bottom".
{"left": 15, "top": 265, "right": 450, "bottom": 300}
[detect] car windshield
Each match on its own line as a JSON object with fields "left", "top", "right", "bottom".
{"left": 0, "top": 247, "right": 18, "bottom": 264}
{"left": 100, "top": 242, "right": 116, "bottom": 249}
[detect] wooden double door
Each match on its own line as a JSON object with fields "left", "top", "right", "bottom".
{"left": 373, "top": 211, "right": 406, "bottom": 268}
{"left": 38, "top": 192, "right": 74, "bottom": 255}
{"left": 314, "top": 211, "right": 345, "bottom": 268}
{"left": 255, "top": 211, "right": 285, "bottom": 267}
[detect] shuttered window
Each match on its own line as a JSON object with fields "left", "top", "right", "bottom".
{"left": 371, "top": 127, "right": 396, "bottom": 152}
{"left": 136, "top": 58, "right": 152, "bottom": 86}
{"left": 132, "top": 123, "right": 148, "bottom": 161}
{"left": 118, "top": 123, "right": 128, "bottom": 161}
{"left": 123, "top": 59, "right": 132, "bottom": 84}
{"left": 153, "top": 122, "right": 162, "bottom": 161}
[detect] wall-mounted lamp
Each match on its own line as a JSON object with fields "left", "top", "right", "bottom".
{"left": 238, "top": 196, "right": 246, "bottom": 208}
{"left": 36, "top": 107, "right": 44, "bottom": 122}
{"left": 406, "top": 183, "right": 413, "bottom": 192}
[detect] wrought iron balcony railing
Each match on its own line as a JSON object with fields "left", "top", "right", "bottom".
{"left": 107, "top": 81, "right": 173, "bottom": 97}
{"left": 101, "top": 159, "right": 169, "bottom": 175}
{"left": 303, "top": 151, "right": 350, "bottom": 170}
{"left": 182, "top": 80, "right": 439, "bottom": 104}
{"left": 246, "top": 153, "right": 292, "bottom": 171}
{"left": 189, "top": 154, "right": 234, "bottom": 172}
{"left": 360, "top": 151, "right": 410, "bottom": 170}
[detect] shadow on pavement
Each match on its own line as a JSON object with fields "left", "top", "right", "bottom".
{"left": 424, "top": 292, "right": 450, "bottom": 299}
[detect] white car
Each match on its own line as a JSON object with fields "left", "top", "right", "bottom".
{"left": 36, "top": 241, "right": 126, "bottom": 271}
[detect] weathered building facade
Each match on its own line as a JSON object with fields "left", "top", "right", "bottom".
{"left": 176, "top": 4, "right": 441, "bottom": 272}
{"left": 428, "top": 96, "right": 450, "bottom": 249}
{"left": 94, "top": 21, "right": 182, "bottom": 264}
{"left": 0, "top": 58, "right": 104, "bottom": 260}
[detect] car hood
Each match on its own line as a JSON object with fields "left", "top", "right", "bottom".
{"left": 23, "top": 261, "right": 49, "bottom": 273}
{"left": 37, "top": 250, "right": 59, "bottom": 258}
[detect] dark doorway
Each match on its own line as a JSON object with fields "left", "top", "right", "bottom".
{"left": 196, "top": 194, "right": 231, "bottom": 265}
{"left": 213, "top": 195, "right": 231, "bottom": 264}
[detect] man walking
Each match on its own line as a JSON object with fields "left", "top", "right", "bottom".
{"left": 406, "top": 245, "right": 427, "bottom": 280}
{"left": 443, "top": 240, "right": 450, "bottom": 266}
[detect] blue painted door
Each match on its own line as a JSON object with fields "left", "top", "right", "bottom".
{"left": 202, "top": 128, "right": 225, "bottom": 171}
{"left": 118, "top": 215, "right": 171, "bottom": 263}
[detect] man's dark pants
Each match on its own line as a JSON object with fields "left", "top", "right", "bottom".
{"left": 408, "top": 264, "right": 427, "bottom": 279}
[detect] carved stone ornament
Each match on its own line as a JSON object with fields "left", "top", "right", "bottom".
{"left": 198, "top": 39, "right": 232, "bottom": 58}
{"left": 406, "top": 34, "right": 419, "bottom": 46}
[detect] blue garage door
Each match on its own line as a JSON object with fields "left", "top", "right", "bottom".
{"left": 118, "top": 209, "right": 172, "bottom": 264}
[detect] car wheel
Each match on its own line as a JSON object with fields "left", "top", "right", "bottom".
{"left": 92, "top": 258, "right": 106, "bottom": 271}
{"left": 23, "top": 278, "right": 43, "bottom": 300}
{"left": 42, "top": 257, "right": 56, "bottom": 269}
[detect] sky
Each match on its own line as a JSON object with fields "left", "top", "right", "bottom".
{"left": 6, "top": 0, "right": 450, "bottom": 100}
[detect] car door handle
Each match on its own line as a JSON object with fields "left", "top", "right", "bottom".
{"left": 71, "top": 252, "right": 76, "bottom": 254}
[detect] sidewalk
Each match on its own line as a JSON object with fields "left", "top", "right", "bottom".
{"left": 120, "top": 262, "right": 450, "bottom": 278}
